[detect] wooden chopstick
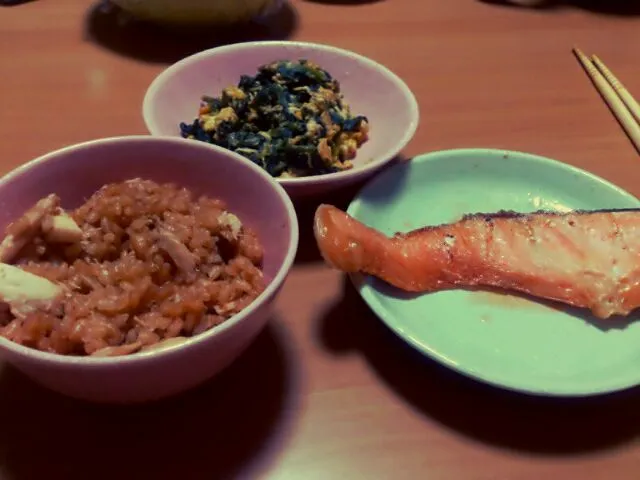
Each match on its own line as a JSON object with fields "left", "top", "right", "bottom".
{"left": 572, "top": 47, "right": 640, "bottom": 154}
{"left": 591, "top": 55, "right": 640, "bottom": 125}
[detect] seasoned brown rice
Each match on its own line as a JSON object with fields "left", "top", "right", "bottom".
{"left": 0, "top": 179, "right": 265, "bottom": 357}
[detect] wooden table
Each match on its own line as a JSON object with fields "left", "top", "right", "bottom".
{"left": 2, "top": 0, "right": 640, "bottom": 478}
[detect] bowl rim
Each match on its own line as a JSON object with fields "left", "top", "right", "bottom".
{"left": 0, "top": 135, "right": 299, "bottom": 367}
{"left": 142, "top": 40, "right": 420, "bottom": 187}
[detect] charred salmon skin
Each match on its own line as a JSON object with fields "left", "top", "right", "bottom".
{"left": 313, "top": 204, "right": 640, "bottom": 319}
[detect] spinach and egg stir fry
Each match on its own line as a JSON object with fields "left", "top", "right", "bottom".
{"left": 179, "top": 59, "right": 369, "bottom": 178}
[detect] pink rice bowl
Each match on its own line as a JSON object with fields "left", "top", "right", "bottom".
{"left": 0, "top": 136, "right": 298, "bottom": 403}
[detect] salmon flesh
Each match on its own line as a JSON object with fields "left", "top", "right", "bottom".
{"left": 313, "top": 204, "right": 640, "bottom": 319}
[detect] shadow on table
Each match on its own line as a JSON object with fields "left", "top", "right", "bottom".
{"left": 83, "top": 0, "right": 299, "bottom": 65}
{"left": 480, "top": 0, "right": 640, "bottom": 16}
{"left": 0, "top": 320, "right": 300, "bottom": 480}
{"left": 293, "top": 185, "right": 361, "bottom": 265}
{"left": 292, "top": 155, "right": 411, "bottom": 265}
{"left": 302, "top": 0, "right": 384, "bottom": 5}
{"left": 0, "top": 0, "right": 37, "bottom": 7}
{"left": 314, "top": 277, "right": 640, "bottom": 455}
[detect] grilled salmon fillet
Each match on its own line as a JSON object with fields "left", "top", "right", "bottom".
{"left": 313, "top": 204, "right": 640, "bottom": 319}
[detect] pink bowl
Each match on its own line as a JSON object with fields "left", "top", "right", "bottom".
{"left": 0, "top": 136, "right": 298, "bottom": 403}
{"left": 143, "top": 41, "right": 420, "bottom": 196}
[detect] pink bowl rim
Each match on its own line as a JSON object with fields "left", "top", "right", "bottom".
{"left": 142, "top": 40, "right": 420, "bottom": 188}
{"left": 0, "top": 135, "right": 299, "bottom": 367}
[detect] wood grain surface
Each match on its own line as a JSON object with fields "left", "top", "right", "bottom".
{"left": 1, "top": 0, "right": 640, "bottom": 479}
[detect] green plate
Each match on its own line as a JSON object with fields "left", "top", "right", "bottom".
{"left": 348, "top": 148, "right": 640, "bottom": 396}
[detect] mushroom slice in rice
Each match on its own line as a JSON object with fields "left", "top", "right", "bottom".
{"left": 0, "top": 194, "right": 60, "bottom": 262}
{"left": 0, "top": 263, "right": 63, "bottom": 318}
{"left": 155, "top": 228, "right": 197, "bottom": 276}
{"left": 41, "top": 211, "right": 83, "bottom": 243}
{"left": 0, "top": 194, "right": 83, "bottom": 263}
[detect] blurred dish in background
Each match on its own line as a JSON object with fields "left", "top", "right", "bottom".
{"left": 505, "top": 0, "right": 549, "bottom": 5}
{"left": 109, "top": 0, "right": 284, "bottom": 27}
